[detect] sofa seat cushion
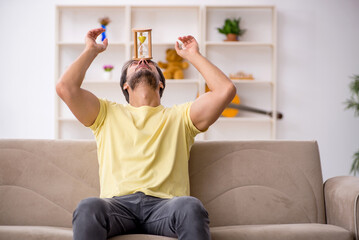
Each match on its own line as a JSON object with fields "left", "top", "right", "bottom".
{"left": 1, "top": 224, "right": 352, "bottom": 240}
{"left": 210, "top": 223, "right": 353, "bottom": 240}
{"left": 109, "top": 235, "right": 176, "bottom": 240}
{"left": 0, "top": 226, "right": 73, "bottom": 240}
{"left": 0, "top": 226, "right": 177, "bottom": 240}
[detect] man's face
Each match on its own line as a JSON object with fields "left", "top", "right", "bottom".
{"left": 124, "top": 59, "right": 163, "bottom": 91}
{"left": 126, "top": 59, "right": 158, "bottom": 77}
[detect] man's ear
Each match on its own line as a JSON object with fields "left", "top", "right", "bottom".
{"left": 123, "top": 82, "right": 129, "bottom": 90}
{"left": 159, "top": 81, "right": 164, "bottom": 89}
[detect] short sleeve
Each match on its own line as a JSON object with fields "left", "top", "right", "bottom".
{"left": 89, "top": 98, "right": 108, "bottom": 134}
{"left": 183, "top": 101, "right": 208, "bottom": 138}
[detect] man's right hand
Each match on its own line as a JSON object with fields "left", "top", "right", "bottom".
{"left": 85, "top": 28, "right": 108, "bottom": 54}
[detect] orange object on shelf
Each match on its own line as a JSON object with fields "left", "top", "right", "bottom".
{"left": 229, "top": 71, "right": 254, "bottom": 80}
{"left": 204, "top": 85, "right": 239, "bottom": 118}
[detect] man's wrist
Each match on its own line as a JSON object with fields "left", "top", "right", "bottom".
{"left": 83, "top": 47, "right": 99, "bottom": 58}
{"left": 186, "top": 51, "right": 202, "bottom": 63}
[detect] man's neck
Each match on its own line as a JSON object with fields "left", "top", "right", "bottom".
{"left": 128, "top": 84, "right": 161, "bottom": 107}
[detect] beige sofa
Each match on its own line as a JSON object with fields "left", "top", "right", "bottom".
{"left": 0, "top": 139, "right": 358, "bottom": 240}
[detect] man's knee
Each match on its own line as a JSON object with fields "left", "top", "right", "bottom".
{"left": 73, "top": 197, "right": 108, "bottom": 221}
{"left": 170, "top": 196, "right": 209, "bottom": 219}
{"left": 72, "top": 198, "right": 110, "bottom": 239}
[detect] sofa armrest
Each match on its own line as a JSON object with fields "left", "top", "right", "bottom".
{"left": 324, "top": 176, "right": 359, "bottom": 240}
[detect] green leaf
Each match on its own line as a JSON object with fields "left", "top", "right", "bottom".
{"left": 217, "top": 27, "right": 225, "bottom": 34}
{"left": 234, "top": 18, "right": 240, "bottom": 27}
{"left": 350, "top": 150, "right": 359, "bottom": 176}
{"left": 217, "top": 17, "right": 246, "bottom": 36}
{"left": 345, "top": 75, "right": 359, "bottom": 176}
{"left": 226, "top": 24, "right": 233, "bottom": 33}
{"left": 239, "top": 29, "right": 247, "bottom": 36}
{"left": 349, "top": 75, "right": 359, "bottom": 95}
{"left": 344, "top": 74, "right": 359, "bottom": 116}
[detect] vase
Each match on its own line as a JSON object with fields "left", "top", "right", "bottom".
{"left": 225, "top": 33, "right": 238, "bottom": 41}
{"left": 103, "top": 71, "right": 112, "bottom": 81}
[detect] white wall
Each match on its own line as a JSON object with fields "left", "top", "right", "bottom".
{"left": 0, "top": 0, "right": 358, "bottom": 181}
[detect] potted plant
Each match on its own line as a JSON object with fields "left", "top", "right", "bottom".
{"left": 344, "top": 74, "right": 359, "bottom": 175}
{"left": 217, "top": 17, "right": 246, "bottom": 41}
{"left": 103, "top": 65, "right": 114, "bottom": 80}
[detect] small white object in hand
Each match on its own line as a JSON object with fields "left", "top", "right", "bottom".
{"left": 177, "top": 40, "right": 186, "bottom": 50}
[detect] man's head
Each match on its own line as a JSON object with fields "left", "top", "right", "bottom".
{"left": 120, "top": 59, "right": 166, "bottom": 103}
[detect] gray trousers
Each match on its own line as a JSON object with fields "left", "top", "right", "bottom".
{"left": 72, "top": 192, "right": 211, "bottom": 240}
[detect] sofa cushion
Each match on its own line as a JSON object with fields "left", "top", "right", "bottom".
{"left": 0, "top": 224, "right": 352, "bottom": 240}
{"left": 189, "top": 141, "right": 326, "bottom": 226}
{"left": 0, "top": 226, "right": 73, "bottom": 240}
{"left": 0, "top": 140, "right": 99, "bottom": 228}
{"left": 0, "top": 140, "right": 326, "bottom": 228}
{"left": 109, "top": 234, "right": 176, "bottom": 240}
{"left": 210, "top": 223, "right": 354, "bottom": 240}
{"left": 0, "top": 226, "right": 176, "bottom": 240}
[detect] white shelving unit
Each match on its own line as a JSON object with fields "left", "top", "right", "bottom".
{"left": 55, "top": 5, "right": 277, "bottom": 141}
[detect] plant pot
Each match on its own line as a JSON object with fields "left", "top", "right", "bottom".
{"left": 103, "top": 71, "right": 112, "bottom": 81}
{"left": 225, "top": 33, "right": 238, "bottom": 41}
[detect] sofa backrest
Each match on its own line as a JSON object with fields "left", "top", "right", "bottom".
{"left": 0, "top": 140, "right": 326, "bottom": 228}
{"left": 188, "top": 141, "right": 326, "bottom": 227}
{"left": 0, "top": 140, "right": 99, "bottom": 228}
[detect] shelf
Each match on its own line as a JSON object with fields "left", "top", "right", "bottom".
{"left": 59, "top": 117, "right": 77, "bottom": 122}
{"left": 207, "top": 46, "right": 273, "bottom": 83}
{"left": 57, "top": 41, "right": 187, "bottom": 47}
{"left": 82, "top": 80, "right": 120, "bottom": 84}
{"left": 217, "top": 117, "right": 272, "bottom": 123}
{"left": 58, "top": 42, "right": 125, "bottom": 46}
{"left": 153, "top": 42, "right": 177, "bottom": 46}
{"left": 206, "top": 41, "right": 273, "bottom": 47}
{"left": 231, "top": 79, "right": 273, "bottom": 84}
{"left": 131, "top": 6, "right": 200, "bottom": 43}
{"left": 55, "top": 5, "right": 277, "bottom": 140}
{"left": 205, "top": 6, "right": 273, "bottom": 43}
{"left": 58, "top": 6, "right": 127, "bottom": 43}
{"left": 57, "top": 5, "right": 126, "bottom": 9}
{"left": 206, "top": 5, "right": 275, "bottom": 9}
{"left": 164, "top": 79, "right": 199, "bottom": 84}
{"left": 58, "top": 42, "right": 176, "bottom": 46}
{"left": 130, "top": 42, "right": 176, "bottom": 46}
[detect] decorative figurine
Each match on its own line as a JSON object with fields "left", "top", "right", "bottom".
{"left": 229, "top": 71, "right": 255, "bottom": 80}
{"left": 133, "top": 29, "right": 152, "bottom": 60}
{"left": 99, "top": 17, "right": 111, "bottom": 41}
{"left": 158, "top": 49, "right": 189, "bottom": 79}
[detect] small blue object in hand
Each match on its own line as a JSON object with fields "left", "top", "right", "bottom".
{"left": 101, "top": 25, "right": 106, "bottom": 41}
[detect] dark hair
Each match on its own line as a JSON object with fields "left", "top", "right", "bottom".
{"left": 120, "top": 60, "right": 166, "bottom": 103}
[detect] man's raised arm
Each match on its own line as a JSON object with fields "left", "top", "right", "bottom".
{"left": 175, "top": 35, "right": 236, "bottom": 131}
{"left": 56, "top": 28, "right": 108, "bottom": 127}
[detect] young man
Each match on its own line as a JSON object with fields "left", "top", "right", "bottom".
{"left": 56, "top": 28, "right": 236, "bottom": 240}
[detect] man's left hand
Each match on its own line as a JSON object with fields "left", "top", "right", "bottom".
{"left": 175, "top": 35, "right": 200, "bottom": 61}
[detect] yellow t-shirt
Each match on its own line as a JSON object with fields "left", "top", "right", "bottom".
{"left": 89, "top": 98, "right": 204, "bottom": 199}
